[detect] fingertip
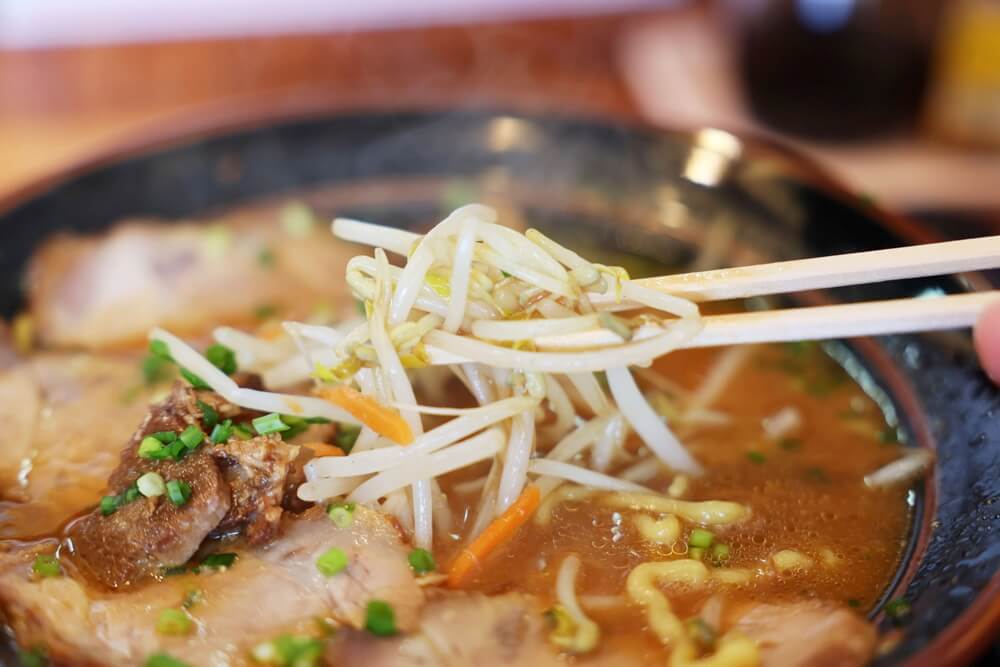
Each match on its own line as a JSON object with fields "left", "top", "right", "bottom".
{"left": 973, "top": 298, "right": 1000, "bottom": 384}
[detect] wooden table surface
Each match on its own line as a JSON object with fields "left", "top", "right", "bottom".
{"left": 0, "top": 15, "right": 638, "bottom": 203}
{"left": 2, "top": 10, "right": 999, "bottom": 214}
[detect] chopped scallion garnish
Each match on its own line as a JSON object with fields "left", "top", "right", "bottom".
{"left": 166, "top": 480, "right": 192, "bottom": 507}
{"left": 806, "top": 467, "right": 830, "bottom": 483}
{"left": 689, "top": 529, "right": 715, "bottom": 549}
{"left": 251, "top": 634, "right": 324, "bottom": 667}
{"left": 710, "top": 543, "right": 731, "bottom": 565}
{"left": 196, "top": 400, "right": 219, "bottom": 430}
{"left": 205, "top": 343, "right": 237, "bottom": 375}
{"left": 334, "top": 424, "right": 362, "bottom": 454}
{"left": 16, "top": 646, "right": 47, "bottom": 667}
{"left": 779, "top": 438, "right": 802, "bottom": 451}
{"left": 257, "top": 247, "right": 276, "bottom": 268}
{"left": 149, "top": 339, "right": 172, "bottom": 360}
{"left": 884, "top": 598, "right": 912, "bottom": 625}
{"left": 182, "top": 588, "right": 204, "bottom": 609}
{"left": 32, "top": 554, "right": 61, "bottom": 579}
{"left": 254, "top": 304, "right": 279, "bottom": 320}
{"left": 142, "top": 354, "right": 171, "bottom": 386}
{"left": 364, "top": 599, "right": 397, "bottom": 637}
{"left": 746, "top": 451, "right": 767, "bottom": 464}
{"left": 179, "top": 367, "right": 210, "bottom": 390}
{"left": 407, "top": 548, "right": 436, "bottom": 575}
{"left": 688, "top": 546, "right": 705, "bottom": 561}
{"left": 100, "top": 495, "right": 120, "bottom": 516}
{"left": 145, "top": 653, "right": 190, "bottom": 667}
{"left": 326, "top": 502, "right": 355, "bottom": 529}
{"left": 210, "top": 419, "right": 234, "bottom": 445}
{"left": 232, "top": 422, "right": 254, "bottom": 440}
{"left": 137, "top": 472, "right": 166, "bottom": 498}
{"left": 315, "top": 547, "right": 349, "bottom": 577}
{"left": 156, "top": 608, "right": 193, "bottom": 636}
{"left": 123, "top": 485, "right": 141, "bottom": 504}
{"left": 196, "top": 552, "right": 237, "bottom": 571}
{"left": 138, "top": 436, "right": 167, "bottom": 459}
{"left": 179, "top": 425, "right": 205, "bottom": 450}
{"left": 253, "top": 413, "right": 289, "bottom": 436}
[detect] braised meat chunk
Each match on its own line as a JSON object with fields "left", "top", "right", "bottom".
{"left": 67, "top": 382, "right": 300, "bottom": 588}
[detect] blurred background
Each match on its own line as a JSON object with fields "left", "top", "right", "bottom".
{"left": 1, "top": 0, "right": 1000, "bottom": 230}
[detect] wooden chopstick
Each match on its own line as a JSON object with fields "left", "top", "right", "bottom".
{"left": 590, "top": 235, "right": 1000, "bottom": 307}
{"left": 423, "top": 292, "right": 1000, "bottom": 365}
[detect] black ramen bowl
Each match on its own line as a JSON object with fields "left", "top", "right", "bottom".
{"left": 0, "top": 108, "right": 997, "bottom": 666}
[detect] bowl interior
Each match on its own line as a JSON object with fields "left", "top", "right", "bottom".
{"left": 1, "top": 110, "right": 998, "bottom": 665}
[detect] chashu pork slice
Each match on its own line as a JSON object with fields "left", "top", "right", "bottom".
{"left": 26, "top": 202, "right": 358, "bottom": 349}
{"left": 0, "top": 507, "right": 423, "bottom": 666}
{"left": 0, "top": 353, "right": 161, "bottom": 539}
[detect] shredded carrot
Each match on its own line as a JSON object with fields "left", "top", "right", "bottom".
{"left": 318, "top": 385, "right": 414, "bottom": 445}
{"left": 302, "top": 442, "right": 345, "bottom": 458}
{"left": 447, "top": 485, "right": 542, "bottom": 588}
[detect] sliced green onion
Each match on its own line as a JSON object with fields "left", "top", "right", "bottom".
{"left": 746, "top": 451, "right": 767, "bottom": 464}
{"left": 407, "top": 548, "right": 436, "bottom": 575}
{"left": 196, "top": 400, "right": 220, "bottom": 430}
{"left": 17, "top": 646, "right": 47, "bottom": 667}
{"left": 145, "top": 653, "right": 190, "bottom": 667}
{"left": 251, "top": 634, "right": 324, "bottom": 667}
{"left": 122, "top": 485, "right": 141, "bottom": 504}
{"left": 326, "top": 502, "right": 355, "bottom": 529}
{"left": 180, "top": 367, "right": 210, "bottom": 390}
{"left": 253, "top": 413, "right": 289, "bottom": 436}
{"left": 365, "top": 600, "right": 397, "bottom": 637}
{"left": 334, "top": 424, "right": 362, "bottom": 454}
{"left": 205, "top": 344, "right": 238, "bottom": 375}
{"left": 179, "top": 425, "right": 205, "bottom": 451}
{"left": 884, "top": 598, "right": 911, "bottom": 625}
{"left": 138, "top": 436, "right": 166, "bottom": 459}
{"left": 254, "top": 304, "right": 279, "bottom": 320}
{"left": 151, "top": 431, "right": 178, "bottom": 443}
{"left": 100, "top": 495, "right": 121, "bottom": 516}
{"left": 278, "top": 416, "right": 310, "bottom": 441}
{"left": 806, "top": 467, "right": 830, "bottom": 483}
{"left": 257, "top": 247, "right": 276, "bottom": 268}
{"left": 779, "top": 438, "right": 802, "bottom": 451}
{"left": 32, "top": 554, "right": 61, "bottom": 578}
{"left": 315, "top": 548, "right": 349, "bottom": 577}
{"left": 847, "top": 598, "right": 861, "bottom": 608}
{"left": 210, "top": 419, "right": 234, "bottom": 445}
{"left": 689, "top": 529, "right": 715, "bottom": 549}
{"left": 197, "top": 553, "right": 237, "bottom": 571}
{"left": 137, "top": 472, "right": 166, "bottom": 498}
{"left": 182, "top": 588, "right": 204, "bottom": 609}
{"left": 710, "top": 543, "right": 731, "bottom": 565}
{"left": 156, "top": 608, "right": 193, "bottom": 636}
{"left": 142, "top": 354, "right": 171, "bottom": 386}
{"left": 166, "top": 480, "right": 192, "bottom": 507}
{"left": 167, "top": 439, "right": 189, "bottom": 460}
{"left": 688, "top": 546, "right": 705, "bottom": 561}
{"left": 149, "top": 339, "right": 172, "bottom": 360}
{"left": 232, "top": 422, "right": 254, "bottom": 440}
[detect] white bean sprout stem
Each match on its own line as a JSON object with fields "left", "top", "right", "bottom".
{"left": 149, "top": 204, "right": 720, "bottom": 548}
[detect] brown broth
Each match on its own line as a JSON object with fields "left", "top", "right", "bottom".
{"left": 440, "top": 342, "right": 911, "bottom": 659}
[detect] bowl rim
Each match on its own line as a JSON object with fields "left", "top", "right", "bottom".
{"left": 0, "top": 93, "right": 997, "bottom": 666}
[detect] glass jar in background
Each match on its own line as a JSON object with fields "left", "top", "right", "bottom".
{"left": 723, "top": 0, "right": 945, "bottom": 142}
